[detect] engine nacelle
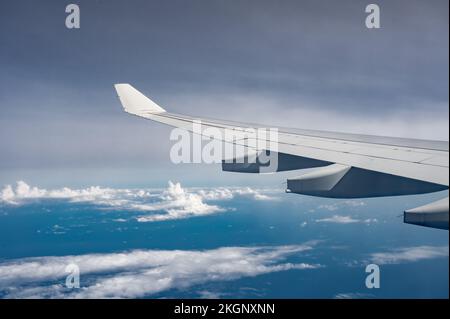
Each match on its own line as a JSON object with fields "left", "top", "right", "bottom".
{"left": 404, "top": 197, "right": 449, "bottom": 230}
{"left": 287, "top": 164, "right": 350, "bottom": 193}
{"left": 286, "top": 165, "right": 447, "bottom": 198}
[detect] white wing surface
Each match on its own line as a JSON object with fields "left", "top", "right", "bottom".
{"left": 114, "top": 84, "right": 449, "bottom": 230}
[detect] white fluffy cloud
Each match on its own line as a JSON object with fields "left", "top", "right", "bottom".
{"left": 369, "top": 246, "right": 449, "bottom": 265}
{"left": 0, "top": 181, "right": 277, "bottom": 222}
{"left": 0, "top": 243, "right": 321, "bottom": 298}
{"left": 135, "top": 181, "right": 225, "bottom": 222}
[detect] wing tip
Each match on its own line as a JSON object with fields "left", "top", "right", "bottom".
{"left": 114, "top": 83, "right": 166, "bottom": 115}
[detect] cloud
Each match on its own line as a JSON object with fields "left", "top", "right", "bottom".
{"left": 197, "top": 186, "right": 276, "bottom": 201}
{"left": 0, "top": 243, "right": 322, "bottom": 299}
{"left": 369, "top": 246, "right": 449, "bottom": 265}
{"left": 0, "top": 181, "right": 277, "bottom": 222}
{"left": 0, "top": 185, "right": 15, "bottom": 202}
{"left": 315, "top": 215, "right": 377, "bottom": 224}
{"left": 315, "top": 201, "right": 377, "bottom": 224}
{"left": 233, "top": 187, "right": 276, "bottom": 201}
{"left": 0, "top": 180, "right": 136, "bottom": 206}
{"left": 135, "top": 181, "right": 224, "bottom": 222}
{"left": 196, "top": 188, "right": 234, "bottom": 200}
{"left": 121, "top": 183, "right": 277, "bottom": 222}
{"left": 362, "top": 218, "right": 378, "bottom": 224}
{"left": 318, "top": 200, "right": 366, "bottom": 212}
{"left": 316, "top": 215, "right": 361, "bottom": 224}
{"left": 196, "top": 290, "right": 226, "bottom": 299}
{"left": 334, "top": 293, "right": 375, "bottom": 299}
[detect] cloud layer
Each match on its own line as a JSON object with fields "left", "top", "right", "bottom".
{"left": 0, "top": 181, "right": 277, "bottom": 222}
{"left": 0, "top": 243, "right": 321, "bottom": 298}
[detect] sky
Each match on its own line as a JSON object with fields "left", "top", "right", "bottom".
{"left": 0, "top": 2, "right": 448, "bottom": 299}
{"left": 0, "top": 0, "right": 448, "bottom": 187}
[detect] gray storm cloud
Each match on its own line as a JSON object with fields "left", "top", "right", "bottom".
{"left": 0, "top": 0, "right": 448, "bottom": 183}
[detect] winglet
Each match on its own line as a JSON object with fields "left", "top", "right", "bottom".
{"left": 114, "top": 83, "right": 166, "bottom": 116}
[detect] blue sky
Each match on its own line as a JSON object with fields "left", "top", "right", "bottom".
{"left": 0, "top": 0, "right": 448, "bottom": 187}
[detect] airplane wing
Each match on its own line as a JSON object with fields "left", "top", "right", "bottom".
{"left": 114, "top": 83, "right": 449, "bottom": 230}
